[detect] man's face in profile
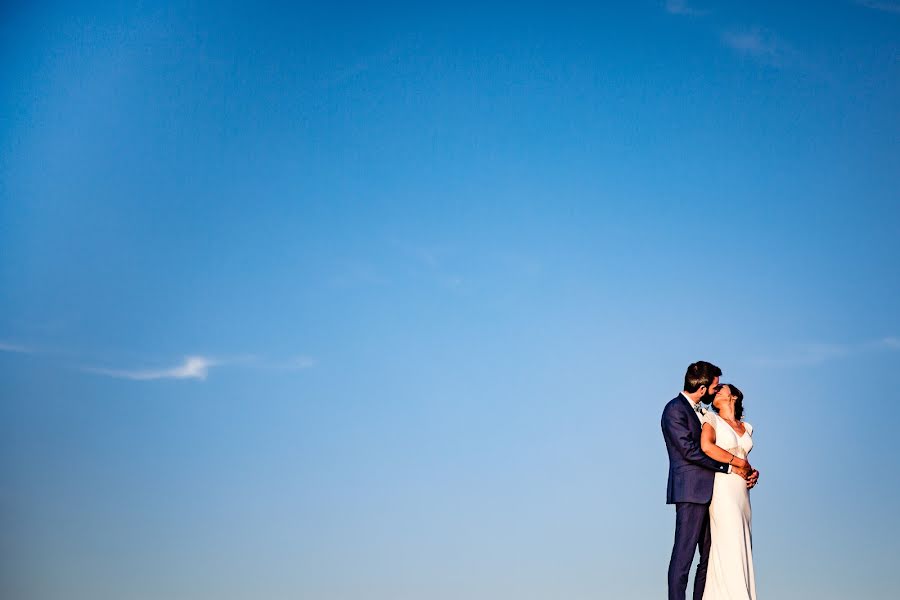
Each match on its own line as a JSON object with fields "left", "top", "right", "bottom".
{"left": 702, "top": 376, "right": 720, "bottom": 403}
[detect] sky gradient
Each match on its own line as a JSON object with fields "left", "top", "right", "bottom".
{"left": 2, "top": 1, "right": 899, "bottom": 598}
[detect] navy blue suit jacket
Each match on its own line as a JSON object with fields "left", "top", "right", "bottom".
{"left": 661, "top": 394, "right": 730, "bottom": 504}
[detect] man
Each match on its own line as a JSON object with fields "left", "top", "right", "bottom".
{"left": 661, "top": 361, "right": 759, "bottom": 600}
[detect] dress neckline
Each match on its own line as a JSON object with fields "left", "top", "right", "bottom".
{"left": 713, "top": 412, "right": 748, "bottom": 438}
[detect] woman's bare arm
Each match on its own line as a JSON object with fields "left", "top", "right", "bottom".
{"left": 701, "top": 423, "right": 751, "bottom": 471}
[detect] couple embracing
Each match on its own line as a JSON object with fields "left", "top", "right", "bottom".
{"left": 661, "top": 361, "right": 759, "bottom": 600}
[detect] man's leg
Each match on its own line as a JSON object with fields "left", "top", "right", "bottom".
{"left": 668, "top": 502, "right": 707, "bottom": 600}
{"left": 692, "top": 506, "right": 712, "bottom": 600}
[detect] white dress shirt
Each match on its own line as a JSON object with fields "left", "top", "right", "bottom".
{"left": 682, "top": 392, "right": 703, "bottom": 422}
{"left": 682, "top": 392, "right": 732, "bottom": 473}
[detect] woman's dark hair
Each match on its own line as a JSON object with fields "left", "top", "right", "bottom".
{"left": 713, "top": 383, "right": 744, "bottom": 421}
{"left": 683, "top": 361, "right": 722, "bottom": 393}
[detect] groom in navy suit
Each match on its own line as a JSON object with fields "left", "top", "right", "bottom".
{"left": 661, "top": 361, "right": 757, "bottom": 600}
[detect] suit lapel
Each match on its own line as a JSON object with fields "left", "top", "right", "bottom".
{"left": 680, "top": 395, "right": 701, "bottom": 434}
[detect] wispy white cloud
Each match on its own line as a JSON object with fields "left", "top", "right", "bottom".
{"left": 4, "top": 337, "right": 316, "bottom": 382}
{"left": 392, "top": 240, "right": 446, "bottom": 269}
{"left": 0, "top": 341, "right": 33, "bottom": 354}
{"left": 237, "top": 354, "right": 319, "bottom": 373}
{"left": 83, "top": 355, "right": 216, "bottom": 381}
{"left": 320, "top": 45, "right": 402, "bottom": 88}
{"left": 752, "top": 338, "right": 900, "bottom": 368}
{"left": 855, "top": 0, "right": 900, "bottom": 14}
{"left": 665, "top": 0, "right": 708, "bottom": 16}
{"left": 287, "top": 355, "right": 317, "bottom": 369}
{"left": 720, "top": 28, "right": 799, "bottom": 67}
{"left": 82, "top": 352, "right": 318, "bottom": 380}
{"left": 392, "top": 240, "right": 465, "bottom": 291}
{"left": 882, "top": 336, "right": 900, "bottom": 348}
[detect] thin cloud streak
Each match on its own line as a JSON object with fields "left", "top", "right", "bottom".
{"left": 720, "top": 28, "right": 798, "bottom": 68}
{"left": 882, "top": 337, "right": 900, "bottom": 348}
{"left": 391, "top": 240, "right": 466, "bottom": 291}
{"left": 751, "top": 337, "right": 900, "bottom": 367}
{"left": 82, "top": 353, "right": 317, "bottom": 380}
{"left": 83, "top": 356, "right": 216, "bottom": 381}
{"left": 391, "top": 239, "right": 445, "bottom": 269}
{"left": 855, "top": 0, "right": 900, "bottom": 14}
{"left": 289, "top": 355, "right": 317, "bottom": 369}
{"left": 254, "top": 355, "right": 318, "bottom": 371}
{"left": 0, "top": 341, "right": 33, "bottom": 354}
{"left": 721, "top": 29, "right": 776, "bottom": 58}
{"left": 665, "top": 0, "right": 707, "bottom": 16}
{"left": 320, "top": 45, "right": 403, "bottom": 88}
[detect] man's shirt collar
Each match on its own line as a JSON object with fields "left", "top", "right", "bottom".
{"left": 681, "top": 392, "right": 701, "bottom": 411}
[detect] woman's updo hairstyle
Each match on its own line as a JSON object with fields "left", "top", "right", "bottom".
{"left": 713, "top": 383, "right": 744, "bottom": 421}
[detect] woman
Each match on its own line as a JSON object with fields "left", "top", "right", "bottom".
{"left": 699, "top": 384, "right": 757, "bottom": 600}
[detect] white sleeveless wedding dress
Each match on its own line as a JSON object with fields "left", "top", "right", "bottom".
{"left": 702, "top": 411, "right": 756, "bottom": 600}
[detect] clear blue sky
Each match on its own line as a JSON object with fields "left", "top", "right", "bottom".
{"left": 2, "top": 1, "right": 899, "bottom": 598}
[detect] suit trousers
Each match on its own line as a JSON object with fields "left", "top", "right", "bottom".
{"left": 668, "top": 501, "right": 711, "bottom": 600}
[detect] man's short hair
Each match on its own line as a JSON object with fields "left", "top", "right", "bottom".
{"left": 683, "top": 361, "right": 722, "bottom": 393}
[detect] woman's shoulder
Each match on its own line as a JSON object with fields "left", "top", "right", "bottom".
{"left": 744, "top": 421, "right": 753, "bottom": 435}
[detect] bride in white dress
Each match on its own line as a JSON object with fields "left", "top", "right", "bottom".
{"left": 699, "top": 384, "right": 757, "bottom": 600}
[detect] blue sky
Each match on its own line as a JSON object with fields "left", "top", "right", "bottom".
{"left": 1, "top": 1, "right": 899, "bottom": 598}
